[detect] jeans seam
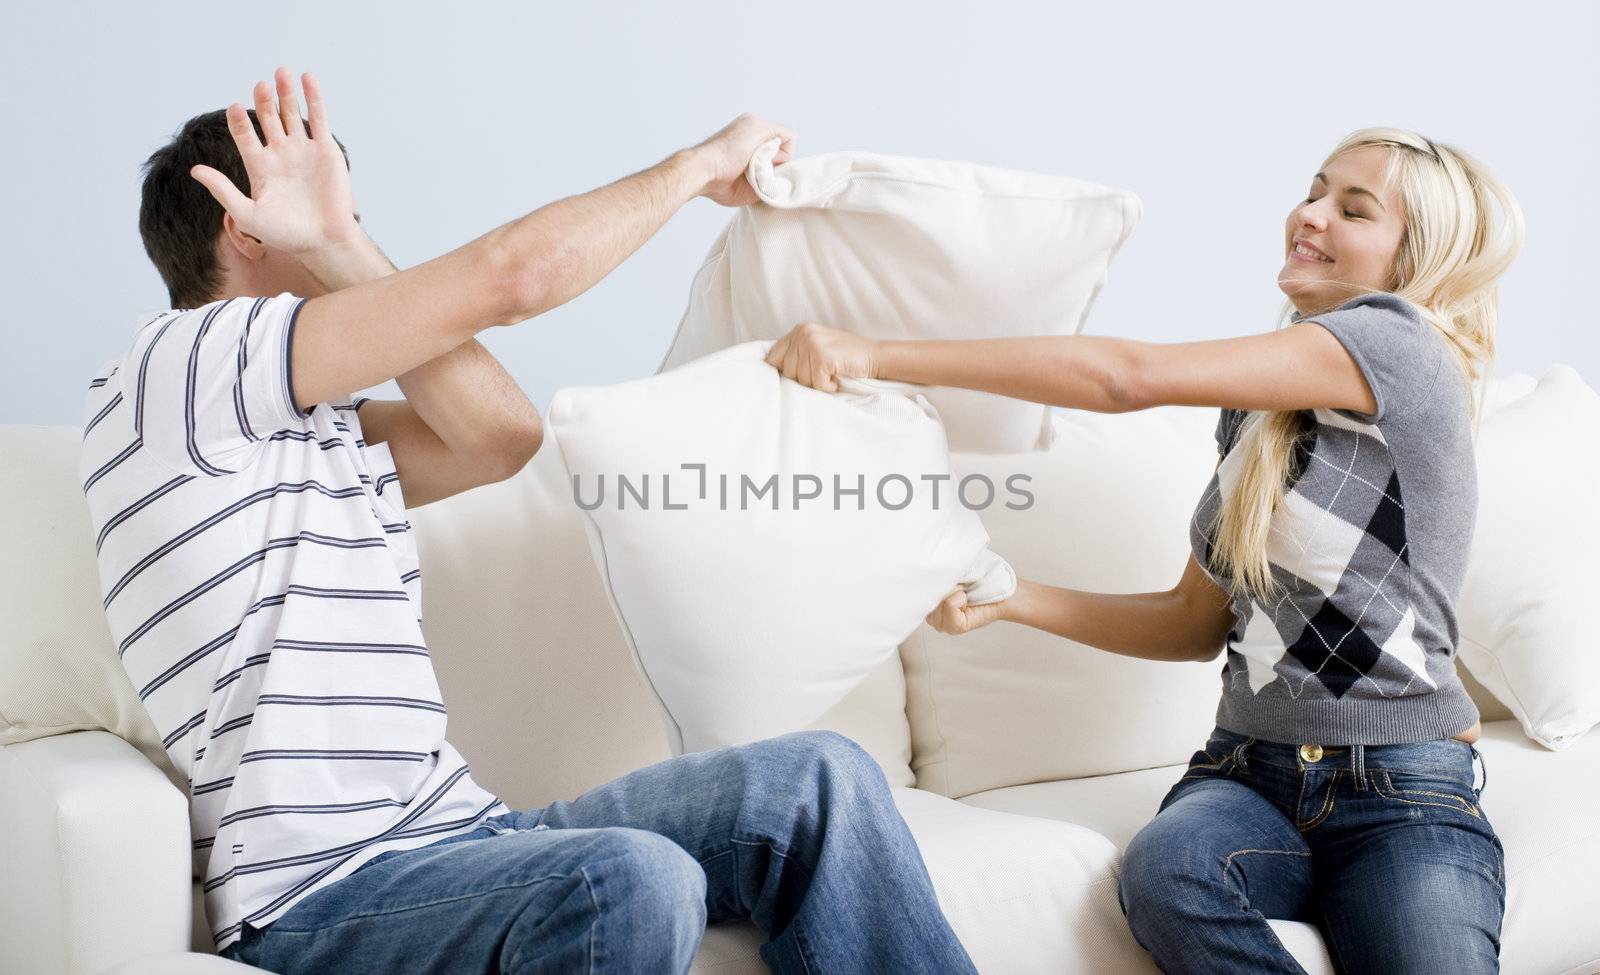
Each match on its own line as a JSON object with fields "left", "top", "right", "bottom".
{"left": 268, "top": 875, "right": 576, "bottom": 934}
{"left": 1221, "top": 847, "right": 1312, "bottom": 875}
{"left": 1296, "top": 770, "right": 1340, "bottom": 831}
{"left": 577, "top": 863, "right": 600, "bottom": 975}
{"left": 1377, "top": 769, "right": 1482, "bottom": 818}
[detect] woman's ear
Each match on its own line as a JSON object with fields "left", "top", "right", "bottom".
{"left": 221, "top": 211, "right": 267, "bottom": 262}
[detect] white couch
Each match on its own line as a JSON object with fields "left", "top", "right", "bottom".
{"left": 3, "top": 397, "right": 1597, "bottom": 975}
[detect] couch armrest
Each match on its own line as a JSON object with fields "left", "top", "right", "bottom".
{"left": 0, "top": 731, "right": 193, "bottom": 975}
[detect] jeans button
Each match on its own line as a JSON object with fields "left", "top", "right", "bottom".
{"left": 1299, "top": 743, "right": 1324, "bottom": 763}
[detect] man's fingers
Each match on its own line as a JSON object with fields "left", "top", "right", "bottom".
{"left": 274, "top": 67, "right": 304, "bottom": 139}
{"left": 302, "top": 71, "right": 329, "bottom": 140}
{"left": 767, "top": 124, "right": 796, "bottom": 155}
{"left": 190, "top": 165, "right": 252, "bottom": 217}
{"left": 252, "top": 80, "right": 284, "bottom": 143}
{"left": 223, "top": 103, "right": 264, "bottom": 161}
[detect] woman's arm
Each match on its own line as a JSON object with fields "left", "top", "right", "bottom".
{"left": 763, "top": 324, "right": 1135, "bottom": 412}
{"left": 764, "top": 320, "right": 1380, "bottom": 417}
{"left": 929, "top": 579, "right": 1218, "bottom": 663}
{"left": 927, "top": 552, "right": 1236, "bottom": 664}
{"left": 873, "top": 335, "right": 1136, "bottom": 412}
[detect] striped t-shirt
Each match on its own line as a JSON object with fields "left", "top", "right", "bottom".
{"left": 79, "top": 293, "right": 509, "bottom": 953}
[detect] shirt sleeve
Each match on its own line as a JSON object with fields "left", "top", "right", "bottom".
{"left": 123, "top": 293, "right": 311, "bottom": 476}
{"left": 1298, "top": 291, "right": 1445, "bottom": 425}
{"left": 1214, "top": 408, "right": 1238, "bottom": 455}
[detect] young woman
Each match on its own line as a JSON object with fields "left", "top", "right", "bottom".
{"left": 765, "top": 128, "right": 1524, "bottom": 973}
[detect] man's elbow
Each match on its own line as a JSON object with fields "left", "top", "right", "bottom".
{"left": 492, "top": 411, "right": 545, "bottom": 481}
{"left": 464, "top": 410, "right": 544, "bottom": 487}
{"left": 482, "top": 232, "right": 562, "bottom": 326}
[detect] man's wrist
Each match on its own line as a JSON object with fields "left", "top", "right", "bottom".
{"left": 672, "top": 146, "right": 714, "bottom": 198}
{"left": 300, "top": 230, "right": 396, "bottom": 293}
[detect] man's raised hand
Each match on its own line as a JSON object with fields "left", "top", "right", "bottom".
{"left": 693, "top": 113, "right": 797, "bottom": 207}
{"left": 190, "top": 67, "right": 361, "bottom": 259}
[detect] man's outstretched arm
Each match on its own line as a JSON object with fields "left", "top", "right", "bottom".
{"left": 195, "top": 69, "right": 795, "bottom": 494}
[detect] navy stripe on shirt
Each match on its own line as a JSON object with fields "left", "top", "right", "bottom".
{"left": 271, "top": 639, "right": 429, "bottom": 656}
{"left": 84, "top": 392, "right": 123, "bottom": 438}
{"left": 217, "top": 797, "right": 408, "bottom": 831}
{"left": 97, "top": 474, "right": 194, "bottom": 553}
{"left": 258, "top": 694, "right": 446, "bottom": 713}
{"left": 184, "top": 300, "right": 236, "bottom": 476}
{"left": 84, "top": 437, "right": 142, "bottom": 492}
{"left": 135, "top": 312, "right": 183, "bottom": 439}
{"left": 233, "top": 297, "right": 267, "bottom": 443}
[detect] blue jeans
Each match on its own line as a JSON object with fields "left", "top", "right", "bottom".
{"left": 1117, "top": 725, "right": 1506, "bottom": 974}
{"left": 220, "top": 730, "right": 975, "bottom": 974}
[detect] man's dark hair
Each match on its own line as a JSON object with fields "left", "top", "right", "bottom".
{"left": 139, "top": 109, "right": 347, "bottom": 309}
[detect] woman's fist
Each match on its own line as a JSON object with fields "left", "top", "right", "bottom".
{"left": 765, "top": 322, "right": 879, "bottom": 392}
{"left": 925, "top": 587, "right": 1008, "bottom": 636}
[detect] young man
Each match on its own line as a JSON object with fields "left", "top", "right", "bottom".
{"left": 80, "top": 68, "right": 975, "bottom": 975}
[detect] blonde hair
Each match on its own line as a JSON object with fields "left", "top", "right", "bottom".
{"left": 1208, "top": 128, "right": 1524, "bottom": 606}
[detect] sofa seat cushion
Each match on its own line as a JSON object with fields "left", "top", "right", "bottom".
{"left": 680, "top": 785, "right": 1153, "bottom": 974}
{"left": 960, "top": 720, "right": 1600, "bottom": 975}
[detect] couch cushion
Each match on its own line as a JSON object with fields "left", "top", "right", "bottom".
{"left": 658, "top": 138, "right": 1142, "bottom": 454}
{"left": 961, "top": 720, "right": 1600, "bottom": 975}
{"left": 1458, "top": 365, "right": 1600, "bottom": 749}
{"left": 902, "top": 407, "right": 1230, "bottom": 796}
{"left": 0, "top": 426, "right": 182, "bottom": 791}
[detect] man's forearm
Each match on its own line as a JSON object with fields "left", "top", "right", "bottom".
{"left": 871, "top": 335, "right": 1140, "bottom": 413}
{"left": 484, "top": 147, "right": 711, "bottom": 322}
{"left": 301, "top": 233, "right": 537, "bottom": 461}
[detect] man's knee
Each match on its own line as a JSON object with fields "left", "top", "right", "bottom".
{"left": 505, "top": 829, "right": 706, "bottom": 971}
{"left": 585, "top": 828, "right": 707, "bottom": 923}
{"left": 763, "top": 729, "right": 886, "bottom": 792}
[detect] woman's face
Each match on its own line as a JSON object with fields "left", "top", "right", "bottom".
{"left": 1279, "top": 144, "right": 1407, "bottom": 314}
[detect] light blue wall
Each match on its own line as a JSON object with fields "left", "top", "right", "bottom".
{"left": 4, "top": 0, "right": 1594, "bottom": 426}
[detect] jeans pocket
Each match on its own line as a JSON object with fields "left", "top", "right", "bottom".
{"left": 1179, "top": 746, "right": 1235, "bottom": 781}
{"left": 1372, "top": 767, "right": 1484, "bottom": 819}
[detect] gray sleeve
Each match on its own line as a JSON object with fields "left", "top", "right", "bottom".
{"left": 1214, "top": 408, "right": 1238, "bottom": 454}
{"left": 1299, "top": 292, "right": 1445, "bottom": 425}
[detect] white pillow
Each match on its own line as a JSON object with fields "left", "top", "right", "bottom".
{"left": 1458, "top": 365, "right": 1600, "bottom": 750}
{"left": 548, "top": 341, "right": 1015, "bottom": 754}
{"left": 902, "top": 407, "right": 1229, "bottom": 797}
{"left": 658, "top": 138, "right": 1142, "bottom": 454}
{"left": 0, "top": 426, "right": 182, "bottom": 792}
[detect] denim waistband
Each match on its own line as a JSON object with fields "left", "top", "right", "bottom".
{"left": 1205, "top": 724, "right": 1486, "bottom": 795}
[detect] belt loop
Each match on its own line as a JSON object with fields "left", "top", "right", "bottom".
{"left": 1351, "top": 743, "right": 1367, "bottom": 791}
{"left": 1232, "top": 737, "right": 1253, "bottom": 773}
{"left": 1471, "top": 745, "right": 1487, "bottom": 799}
